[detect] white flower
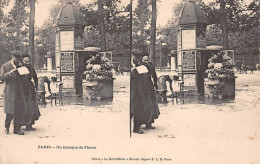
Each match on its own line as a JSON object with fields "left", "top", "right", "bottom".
{"left": 93, "top": 64, "right": 101, "bottom": 70}
{"left": 214, "top": 63, "right": 223, "bottom": 69}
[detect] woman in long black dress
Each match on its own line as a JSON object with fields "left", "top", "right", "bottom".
{"left": 131, "top": 55, "right": 160, "bottom": 134}
{"left": 21, "top": 54, "right": 40, "bottom": 131}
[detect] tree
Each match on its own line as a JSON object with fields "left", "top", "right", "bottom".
{"left": 80, "top": 0, "right": 130, "bottom": 57}
{"left": 3, "top": 1, "right": 29, "bottom": 52}
{"left": 29, "top": 0, "right": 35, "bottom": 67}
{"left": 0, "top": 0, "right": 10, "bottom": 67}
{"left": 229, "top": 27, "right": 258, "bottom": 56}
{"left": 35, "top": 2, "right": 60, "bottom": 70}
{"left": 0, "top": 0, "right": 10, "bottom": 25}
{"left": 35, "top": 20, "right": 56, "bottom": 69}
{"left": 132, "top": 0, "right": 151, "bottom": 55}
{"left": 206, "top": 25, "right": 222, "bottom": 46}
{"left": 149, "top": 0, "right": 156, "bottom": 65}
{"left": 35, "top": 0, "right": 81, "bottom": 69}
{"left": 34, "top": 0, "right": 130, "bottom": 70}
{"left": 0, "top": 0, "right": 29, "bottom": 68}
{"left": 80, "top": 0, "right": 129, "bottom": 55}
{"left": 243, "top": 0, "right": 259, "bottom": 30}
{"left": 159, "top": 25, "right": 177, "bottom": 55}
{"left": 219, "top": 0, "right": 228, "bottom": 49}
{"left": 98, "top": 0, "right": 106, "bottom": 51}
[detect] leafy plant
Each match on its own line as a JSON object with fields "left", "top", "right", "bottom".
{"left": 205, "top": 53, "right": 235, "bottom": 80}
{"left": 84, "top": 54, "right": 113, "bottom": 81}
{"left": 206, "top": 68, "right": 235, "bottom": 79}
{"left": 210, "top": 81, "right": 225, "bottom": 98}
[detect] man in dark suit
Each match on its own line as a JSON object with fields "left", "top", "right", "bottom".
{"left": 0, "top": 51, "right": 26, "bottom": 135}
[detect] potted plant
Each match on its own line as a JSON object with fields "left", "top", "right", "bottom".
{"left": 204, "top": 53, "right": 236, "bottom": 99}
{"left": 84, "top": 55, "right": 113, "bottom": 82}
{"left": 83, "top": 54, "right": 114, "bottom": 99}
{"left": 210, "top": 81, "right": 225, "bottom": 99}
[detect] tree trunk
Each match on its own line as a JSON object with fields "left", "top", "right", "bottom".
{"left": 129, "top": 0, "right": 133, "bottom": 138}
{"left": 150, "top": 0, "right": 156, "bottom": 65}
{"left": 130, "top": 0, "right": 132, "bottom": 58}
{"left": 219, "top": 0, "right": 229, "bottom": 50}
{"left": 29, "top": 0, "right": 35, "bottom": 67}
{"left": 98, "top": 0, "right": 106, "bottom": 52}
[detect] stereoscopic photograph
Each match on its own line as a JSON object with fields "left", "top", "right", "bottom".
{"left": 0, "top": 0, "right": 259, "bottom": 165}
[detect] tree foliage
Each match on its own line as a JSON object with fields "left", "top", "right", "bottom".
{"left": 205, "top": 0, "right": 259, "bottom": 56}
{"left": 150, "top": 0, "right": 156, "bottom": 65}
{"left": 160, "top": 0, "right": 259, "bottom": 63}
{"left": 132, "top": 0, "right": 151, "bottom": 55}
{"left": 98, "top": 0, "right": 106, "bottom": 51}
{"left": 80, "top": 0, "right": 130, "bottom": 55}
{"left": 33, "top": 0, "right": 130, "bottom": 69}
{"left": 0, "top": 0, "right": 29, "bottom": 67}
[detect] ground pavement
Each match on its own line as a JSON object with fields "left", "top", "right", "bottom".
{"left": 131, "top": 71, "right": 260, "bottom": 163}
{"left": 0, "top": 72, "right": 259, "bottom": 164}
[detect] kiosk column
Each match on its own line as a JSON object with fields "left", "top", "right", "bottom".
{"left": 176, "top": 0, "right": 208, "bottom": 94}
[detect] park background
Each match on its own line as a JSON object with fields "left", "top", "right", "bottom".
{"left": 0, "top": 0, "right": 259, "bottom": 164}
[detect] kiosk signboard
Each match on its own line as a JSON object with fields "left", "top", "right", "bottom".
{"left": 182, "top": 51, "right": 196, "bottom": 71}
{"left": 183, "top": 73, "right": 196, "bottom": 87}
{"left": 61, "top": 52, "right": 74, "bottom": 72}
{"left": 61, "top": 75, "right": 75, "bottom": 89}
{"left": 182, "top": 30, "right": 196, "bottom": 50}
{"left": 60, "top": 31, "right": 74, "bottom": 51}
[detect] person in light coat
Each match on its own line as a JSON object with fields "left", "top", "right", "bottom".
{"left": 0, "top": 51, "right": 27, "bottom": 135}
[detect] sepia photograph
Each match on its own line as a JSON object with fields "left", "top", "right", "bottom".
{"left": 0, "top": 0, "right": 259, "bottom": 165}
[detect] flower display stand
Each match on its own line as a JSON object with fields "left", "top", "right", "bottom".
{"left": 204, "top": 78, "right": 235, "bottom": 99}
{"left": 82, "top": 79, "right": 113, "bottom": 100}
{"left": 222, "top": 78, "right": 236, "bottom": 97}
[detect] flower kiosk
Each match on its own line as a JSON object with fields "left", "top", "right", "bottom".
{"left": 82, "top": 54, "right": 114, "bottom": 100}
{"left": 204, "top": 53, "right": 236, "bottom": 99}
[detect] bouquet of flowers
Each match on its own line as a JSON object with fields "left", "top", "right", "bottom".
{"left": 205, "top": 68, "right": 235, "bottom": 79}
{"left": 84, "top": 54, "right": 113, "bottom": 81}
{"left": 205, "top": 53, "right": 235, "bottom": 80}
